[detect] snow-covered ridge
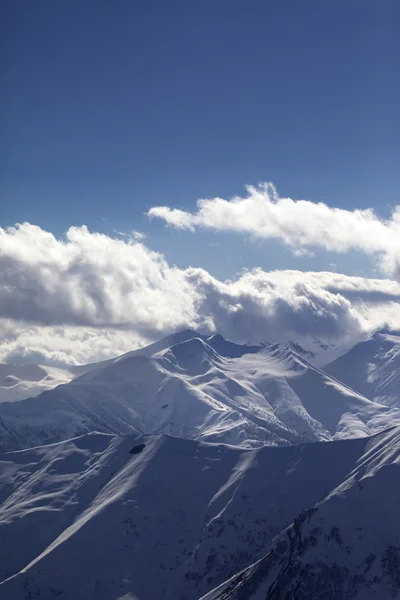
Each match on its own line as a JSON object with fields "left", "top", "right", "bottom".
{"left": 1, "top": 427, "right": 399, "bottom": 600}
{"left": 1, "top": 329, "right": 399, "bottom": 599}
{"left": 1, "top": 331, "right": 399, "bottom": 452}
{"left": 326, "top": 327, "right": 400, "bottom": 408}
{"left": 202, "top": 426, "right": 400, "bottom": 600}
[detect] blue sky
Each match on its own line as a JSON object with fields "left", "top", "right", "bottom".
{"left": 2, "top": 0, "right": 399, "bottom": 279}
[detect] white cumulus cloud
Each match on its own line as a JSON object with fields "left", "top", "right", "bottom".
{"left": 148, "top": 183, "right": 400, "bottom": 278}
{"left": 0, "top": 222, "right": 399, "bottom": 366}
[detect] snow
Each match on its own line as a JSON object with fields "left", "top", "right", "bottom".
{"left": 201, "top": 427, "right": 400, "bottom": 600}
{"left": 326, "top": 328, "right": 400, "bottom": 408}
{"left": 326, "top": 330, "right": 400, "bottom": 407}
{"left": 1, "top": 334, "right": 399, "bottom": 453}
{"left": 285, "top": 334, "right": 361, "bottom": 367}
{"left": 1, "top": 429, "right": 394, "bottom": 600}
{"left": 0, "top": 363, "right": 73, "bottom": 403}
{"left": 1, "top": 329, "right": 400, "bottom": 599}
{"left": 70, "top": 328, "right": 203, "bottom": 376}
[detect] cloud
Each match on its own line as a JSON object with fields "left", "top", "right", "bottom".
{"left": 0, "top": 320, "right": 149, "bottom": 367}
{"left": 0, "top": 223, "right": 196, "bottom": 332}
{"left": 132, "top": 230, "right": 147, "bottom": 241}
{"left": 185, "top": 268, "right": 364, "bottom": 343}
{"left": 0, "top": 223, "right": 399, "bottom": 366}
{"left": 112, "top": 230, "right": 146, "bottom": 241}
{"left": 148, "top": 183, "right": 400, "bottom": 278}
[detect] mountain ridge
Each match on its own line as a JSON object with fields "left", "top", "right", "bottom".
{"left": 1, "top": 329, "right": 399, "bottom": 599}
{"left": 1, "top": 333, "right": 398, "bottom": 452}
{"left": 326, "top": 328, "right": 400, "bottom": 409}
{"left": 1, "top": 427, "right": 398, "bottom": 599}
{"left": 202, "top": 425, "right": 400, "bottom": 600}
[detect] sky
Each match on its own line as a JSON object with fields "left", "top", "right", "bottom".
{"left": 1, "top": 0, "right": 400, "bottom": 365}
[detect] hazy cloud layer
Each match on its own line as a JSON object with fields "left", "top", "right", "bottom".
{"left": 148, "top": 183, "right": 400, "bottom": 278}
{"left": 1, "top": 223, "right": 399, "bottom": 366}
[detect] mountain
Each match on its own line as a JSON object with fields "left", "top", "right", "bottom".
{"left": 1, "top": 333, "right": 398, "bottom": 452}
{"left": 285, "top": 335, "right": 362, "bottom": 367}
{"left": 0, "top": 363, "right": 73, "bottom": 403}
{"left": 0, "top": 331, "right": 208, "bottom": 403}
{"left": 202, "top": 426, "right": 400, "bottom": 600}
{"left": 1, "top": 428, "right": 399, "bottom": 600}
{"left": 1, "top": 330, "right": 399, "bottom": 599}
{"left": 70, "top": 328, "right": 209, "bottom": 375}
{"left": 326, "top": 328, "right": 400, "bottom": 408}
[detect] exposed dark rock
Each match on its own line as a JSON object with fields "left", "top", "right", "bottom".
{"left": 129, "top": 443, "right": 145, "bottom": 454}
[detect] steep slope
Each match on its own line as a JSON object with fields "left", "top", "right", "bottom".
{"left": 326, "top": 328, "right": 400, "bottom": 408}
{"left": 0, "top": 430, "right": 393, "bottom": 600}
{"left": 0, "top": 335, "right": 398, "bottom": 452}
{"left": 202, "top": 426, "right": 400, "bottom": 600}
{"left": 285, "top": 335, "right": 361, "bottom": 367}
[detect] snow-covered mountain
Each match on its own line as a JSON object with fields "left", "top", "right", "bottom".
{"left": 0, "top": 363, "right": 73, "bottom": 403}
{"left": 1, "top": 428, "right": 399, "bottom": 600}
{"left": 0, "top": 331, "right": 205, "bottom": 404}
{"left": 202, "top": 426, "right": 400, "bottom": 600}
{"left": 285, "top": 334, "right": 362, "bottom": 367}
{"left": 0, "top": 332, "right": 398, "bottom": 452}
{"left": 325, "top": 328, "right": 400, "bottom": 408}
{"left": 0, "top": 329, "right": 399, "bottom": 599}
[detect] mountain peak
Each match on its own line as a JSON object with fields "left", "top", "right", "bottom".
{"left": 159, "top": 337, "right": 220, "bottom": 375}
{"left": 370, "top": 325, "right": 400, "bottom": 339}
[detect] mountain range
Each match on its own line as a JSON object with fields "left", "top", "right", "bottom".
{"left": 0, "top": 328, "right": 399, "bottom": 599}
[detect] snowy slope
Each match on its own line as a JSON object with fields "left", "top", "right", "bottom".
{"left": 1, "top": 429, "right": 396, "bottom": 600}
{"left": 71, "top": 329, "right": 262, "bottom": 375}
{"left": 326, "top": 328, "right": 400, "bottom": 408}
{"left": 0, "top": 334, "right": 398, "bottom": 452}
{"left": 202, "top": 426, "right": 400, "bottom": 600}
{"left": 70, "top": 328, "right": 208, "bottom": 376}
{"left": 285, "top": 335, "right": 361, "bottom": 367}
{"left": 0, "top": 363, "right": 73, "bottom": 403}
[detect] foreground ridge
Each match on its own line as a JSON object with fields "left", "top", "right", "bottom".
{"left": 0, "top": 427, "right": 399, "bottom": 599}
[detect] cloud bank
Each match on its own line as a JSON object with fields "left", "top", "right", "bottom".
{"left": 1, "top": 222, "right": 399, "bottom": 367}
{"left": 148, "top": 183, "right": 400, "bottom": 278}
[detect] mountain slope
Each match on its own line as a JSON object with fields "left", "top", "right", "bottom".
{"left": 326, "top": 328, "right": 400, "bottom": 409}
{"left": 72, "top": 329, "right": 262, "bottom": 376}
{"left": 0, "top": 363, "right": 73, "bottom": 403}
{"left": 285, "top": 335, "right": 361, "bottom": 367}
{"left": 1, "top": 335, "right": 398, "bottom": 452}
{"left": 1, "top": 429, "right": 397, "bottom": 600}
{"left": 202, "top": 426, "right": 400, "bottom": 600}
